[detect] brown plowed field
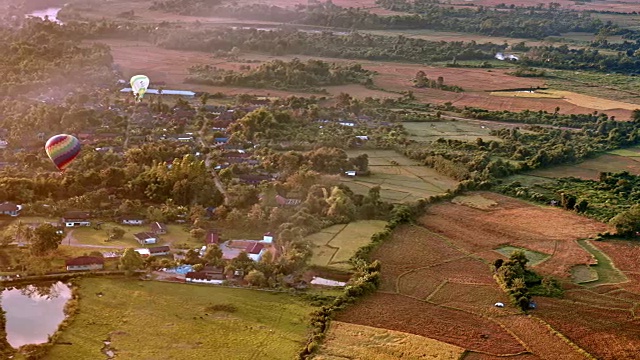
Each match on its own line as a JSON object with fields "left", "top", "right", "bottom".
{"left": 337, "top": 293, "right": 528, "bottom": 355}
{"left": 534, "top": 297, "right": 640, "bottom": 360}
{"left": 418, "top": 192, "right": 609, "bottom": 277}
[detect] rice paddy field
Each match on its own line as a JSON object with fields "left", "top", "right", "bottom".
{"left": 306, "top": 220, "right": 387, "bottom": 270}
{"left": 342, "top": 150, "right": 458, "bottom": 203}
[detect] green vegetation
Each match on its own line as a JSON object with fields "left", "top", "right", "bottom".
{"left": 495, "top": 246, "right": 550, "bottom": 266}
{"left": 186, "top": 59, "right": 374, "bottom": 93}
{"left": 307, "top": 220, "right": 387, "bottom": 270}
{"left": 576, "top": 240, "right": 627, "bottom": 286}
{"left": 46, "top": 278, "right": 315, "bottom": 360}
{"left": 493, "top": 251, "right": 562, "bottom": 310}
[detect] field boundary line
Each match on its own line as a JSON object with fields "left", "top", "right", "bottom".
{"left": 325, "top": 224, "right": 349, "bottom": 266}
{"left": 425, "top": 280, "right": 448, "bottom": 302}
{"left": 402, "top": 166, "right": 446, "bottom": 192}
{"left": 395, "top": 255, "right": 468, "bottom": 293}
{"left": 529, "top": 315, "right": 596, "bottom": 360}
{"left": 566, "top": 288, "right": 636, "bottom": 305}
{"left": 552, "top": 298, "right": 634, "bottom": 313}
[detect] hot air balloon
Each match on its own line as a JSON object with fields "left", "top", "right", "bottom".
{"left": 130, "top": 75, "right": 150, "bottom": 102}
{"left": 45, "top": 134, "right": 81, "bottom": 171}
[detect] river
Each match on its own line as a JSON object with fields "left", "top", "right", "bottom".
{"left": 1, "top": 282, "right": 72, "bottom": 349}
{"left": 25, "top": 7, "right": 63, "bottom": 25}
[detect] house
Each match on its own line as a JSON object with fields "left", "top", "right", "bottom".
{"left": 134, "top": 232, "right": 158, "bottom": 245}
{"left": 185, "top": 271, "right": 224, "bottom": 285}
{"left": 275, "top": 195, "right": 301, "bottom": 207}
{"left": 134, "top": 248, "right": 151, "bottom": 257}
{"left": 344, "top": 171, "right": 357, "bottom": 177}
{"left": 149, "top": 246, "right": 171, "bottom": 257}
{"left": 214, "top": 137, "right": 228, "bottom": 145}
{"left": 150, "top": 222, "right": 167, "bottom": 235}
{"left": 220, "top": 240, "right": 266, "bottom": 261}
{"left": 245, "top": 242, "right": 266, "bottom": 262}
{"left": 205, "top": 230, "right": 220, "bottom": 245}
{"left": 262, "top": 232, "right": 274, "bottom": 244}
{"left": 62, "top": 211, "right": 91, "bottom": 227}
{"left": 0, "top": 202, "right": 21, "bottom": 217}
{"left": 120, "top": 216, "right": 145, "bottom": 225}
{"left": 65, "top": 256, "right": 104, "bottom": 271}
{"left": 203, "top": 266, "right": 225, "bottom": 279}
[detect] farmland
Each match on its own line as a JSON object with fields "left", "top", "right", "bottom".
{"left": 45, "top": 278, "right": 314, "bottom": 360}
{"left": 342, "top": 150, "right": 458, "bottom": 203}
{"left": 92, "top": 38, "right": 637, "bottom": 118}
{"left": 489, "top": 89, "right": 640, "bottom": 111}
{"left": 306, "top": 220, "right": 387, "bottom": 270}
{"left": 312, "top": 321, "right": 464, "bottom": 360}
{"left": 336, "top": 192, "right": 640, "bottom": 358}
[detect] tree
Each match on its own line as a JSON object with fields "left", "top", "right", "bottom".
{"left": 120, "top": 248, "right": 143, "bottom": 276}
{"left": 414, "top": 70, "right": 428, "bottom": 88}
{"left": 108, "top": 227, "right": 125, "bottom": 241}
{"left": 326, "top": 186, "right": 356, "bottom": 222}
{"left": 610, "top": 205, "right": 640, "bottom": 237}
{"left": 203, "top": 244, "right": 223, "bottom": 265}
{"left": 190, "top": 228, "right": 206, "bottom": 241}
{"left": 245, "top": 269, "right": 266, "bottom": 287}
{"left": 436, "top": 76, "right": 444, "bottom": 88}
{"left": 31, "top": 224, "right": 63, "bottom": 255}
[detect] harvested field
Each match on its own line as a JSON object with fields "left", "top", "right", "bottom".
{"left": 418, "top": 192, "right": 609, "bottom": 277}
{"left": 451, "top": 194, "right": 498, "bottom": 210}
{"left": 490, "top": 89, "right": 640, "bottom": 111}
{"left": 534, "top": 297, "right": 640, "bottom": 360}
{"left": 493, "top": 315, "right": 590, "bottom": 360}
{"left": 342, "top": 150, "right": 459, "bottom": 203}
{"left": 591, "top": 240, "right": 640, "bottom": 272}
{"left": 428, "top": 282, "right": 517, "bottom": 316}
{"left": 312, "top": 321, "right": 465, "bottom": 360}
{"left": 463, "top": 354, "right": 541, "bottom": 360}
{"left": 561, "top": 289, "right": 634, "bottom": 310}
{"left": 337, "top": 293, "right": 527, "bottom": 356}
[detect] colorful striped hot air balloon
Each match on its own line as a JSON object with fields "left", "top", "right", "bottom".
{"left": 45, "top": 134, "right": 81, "bottom": 171}
{"left": 130, "top": 74, "right": 150, "bottom": 102}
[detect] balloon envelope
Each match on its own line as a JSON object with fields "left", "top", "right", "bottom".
{"left": 130, "top": 75, "right": 150, "bottom": 99}
{"left": 45, "top": 134, "right": 81, "bottom": 171}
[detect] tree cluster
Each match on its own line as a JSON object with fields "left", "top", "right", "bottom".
{"left": 186, "top": 59, "right": 374, "bottom": 92}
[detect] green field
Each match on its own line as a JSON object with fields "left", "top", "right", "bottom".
{"left": 343, "top": 150, "right": 458, "bottom": 203}
{"left": 403, "top": 120, "right": 504, "bottom": 143}
{"left": 451, "top": 194, "right": 498, "bottom": 210}
{"left": 494, "top": 246, "right": 550, "bottom": 266}
{"left": 71, "top": 223, "right": 196, "bottom": 248}
{"left": 307, "top": 221, "right": 387, "bottom": 270}
{"left": 46, "top": 278, "right": 314, "bottom": 360}
{"left": 576, "top": 240, "right": 627, "bottom": 287}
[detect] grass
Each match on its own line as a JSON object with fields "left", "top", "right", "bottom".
{"left": 312, "top": 321, "right": 464, "bottom": 360}
{"left": 403, "top": 120, "right": 504, "bottom": 143}
{"left": 341, "top": 150, "right": 458, "bottom": 203}
{"left": 451, "top": 194, "right": 498, "bottom": 210}
{"left": 71, "top": 224, "right": 157, "bottom": 248}
{"left": 576, "top": 240, "right": 627, "bottom": 287}
{"left": 495, "top": 246, "right": 550, "bottom": 266}
{"left": 570, "top": 264, "right": 599, "bottom": 284}
{"left": 45, "top": 278, "right": 314, "bottom": 360}
{"left": 306, "top": 221, "right": 387, "bottom": 270}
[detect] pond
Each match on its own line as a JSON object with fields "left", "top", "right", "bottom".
{"left": 1, "top": 282, "right": 72, "bottom": 348}
{"left": 25, "top": 7, "right": 63, "bottom": 24}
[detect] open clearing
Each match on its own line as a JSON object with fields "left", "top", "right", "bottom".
{"left": 342, "top": 150, "right": 459, "bottom": 203}
{"left": 337, "top": 192, "right": 640, "bottom": 359}
{"left": 46, "top": 278, "right": 313, "bottom": 360}
{"left": 306, "top": 220, "right": 387, "bottom": 270}
{"left": 403, "top": 120, "right": 505, "bottom": 143}
{"left": 525, "top": 153, "right": 640, "bottom": 181}
{"left": 312, "top": 321, "right": 464, "bottom": 360}
{"left": 490, "top": 89, "right": 640, "bottom": 111}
